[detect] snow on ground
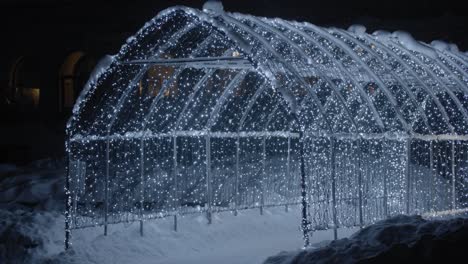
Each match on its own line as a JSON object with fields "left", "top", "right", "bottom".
{"left": 0, "top": 159, "right": 65, "bottom": 211}
{"left": 0, "top": 161, "right": 357, "bottom": 264}
{"left": 6, "top": 161, "right": 467, "bottom": 264}
{"left": 264, "top": 213, "right": 468, "bottom": 264}
{"left": 56, "top": 208, "right": 357, "bottom": 264}
{"left": 1, "top": 202, "right": 357, "bottom": 263}
{"left": 0, "top": 210, "right": 64, "bottom": 263}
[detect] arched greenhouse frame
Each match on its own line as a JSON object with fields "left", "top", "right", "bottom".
{"left": 65, "top": 3, "right": 468, "bottom": 248}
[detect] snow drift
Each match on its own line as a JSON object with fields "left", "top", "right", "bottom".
{"left": 0, "top": 159, "right": 65, "bottom": 263}
{"left": 0, "top": 159, "right": 65, "bottom": 211}
{"left": 0, "top": 210, "right": 63, "bottom": 263}
{"left": 264, "top": 214, "right": 468, "bottom": 264}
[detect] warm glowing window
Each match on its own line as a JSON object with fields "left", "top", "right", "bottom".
{"left": 63, "top": 77, "right": 75, "bottom": 108}
{"left": 9, "top": 56, "right": 41, "bottom": 108}
{"left": 21, "top": 87, "right": 40, "bottom": 107}
{"left": 60, "top": 52, "right": 95, "bottom": 111}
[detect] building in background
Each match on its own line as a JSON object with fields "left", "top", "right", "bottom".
{"left": 0, "top": 0, "right": 466, "bottom": 163}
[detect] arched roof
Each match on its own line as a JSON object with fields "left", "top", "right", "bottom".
{"left": 68, "top": 4, "right": 468, "bottom": 143}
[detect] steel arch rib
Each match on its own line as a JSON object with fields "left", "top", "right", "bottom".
{"left": 300, "top": 22, "right": 413, "bottom": 134}
{"left": 457, "top": 53, "right": 468, "bottom": 64}
{"left": 206, "top": 70, "right": 249, "bottom": 130}
{"left": 336, "top": 29, "right": 433, "bottom": 133}
{"left": 354, "top": 31, "right": 455, "bottom": 132}
{"left": 454, "top": 52, "right": 468, "bottom": 65}
{"left": 238, "top": 14, "right": 360, "bottom": 132}
{"left": 237, "top": 64, "right": 313, "bottom": 133}
{"left": 382, "top": 39, "right": 468, "bottom": 127}
{"left": 138, "top": 36, "right": 221, "bottom": 135}
{"left": 437, "top": 49, "right": 468, "bottom": 73}
{"left": 169, "top": 7, "right": 332, "bottom": 131}
{"left": 443, "top": 48, "right": 468, "bottom": 65}
{"left": 172, "top": 49, "right": 235, "bottom": 131}
{"left": 137, "top": 66, "right": 186, "bottom": 132}
{"left": 263, "top": 102, "right": 282, "bottom": 131}
{"left": 215, "top": 12, "right": 333, "bottom": 131}
{"left": 261, "top": 80, "right": 331, "bottom": 135}
{"left": 237, "top": 82, "right": 270, "bottom": 131}
{"left": 442, "top": 50, "right": 468, "bottom": 70}
{"left": 245, "top": 82, "right": 292, "bottom": 131}
{"left": 105, "top": 20, "right": 200, "bottom": 135}
{"left": 172, "top": 69, "right": 216, "bottom": 130}
{"left": 434, "top": 51, "right": 468, "bottom": 92}
{"left": 435, "top": 51, "right": 468, "bottom": 93}
{"left": 276, "top": 19, "right": 385, "bottom": 132}
{"left": 68, "top": 17, "right": 172, "bottom": 134}
{"left": 262, "top": 85, "right": 320, "bottom": 132}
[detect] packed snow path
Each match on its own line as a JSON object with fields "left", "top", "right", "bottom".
{"left": 61, "top": 207, "right": 357, "bottom": 264}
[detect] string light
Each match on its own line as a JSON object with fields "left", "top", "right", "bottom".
{"left": 65, "top": 3, "right": 468, "bottom": 248}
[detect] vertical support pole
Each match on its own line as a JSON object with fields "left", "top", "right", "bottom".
{"left": 299, "top": 131, "right": 310, "bottom": 248}
{"left": 65, "top": 142, "right": 71, "bottom": 250}
{"left": 382, "top": 140, "right": 388, "bottom": 219}
{"left": 357, "top": 139, "right": 363, "bottom": 228}
{"left": 330, "top": 138, "right": 338, "bottom": 240}
{"left": 379, "top": 138, "right": 388, "bottom": 218}
{"left": 357, "top": 139, "right": 364, "bottom": 228}
{"left": 206, "top": 134, "right": 212, "bottom": 224}
{"left": 429, "top": 141, "right": 434, "bottom": 212}
{"left": 139, "top": 138, "right": 144, "bottom": 236}
{"left": 382, "top": 167, "right": 388, "bottom": 218}
{"left": 286, "top": 135, "right": 291, "bottom": 213}
{"left": 104, "top": 137, "right": 110, "bottom": 236}
{"left": 405, "top": 139, "right": 411, "bottom": 215}
{"left": 73, "top": 163, "right": 78, "bottom": 224}
{"left": 234, "top": 135, "right": 240, "bottom": 216}
{"left": 451, "top": 140, "right": 456, "bottom": 210}
{"left": 173, "top": 136, "right": 178, "bottom": 231}
{"left": 260, "top": 136, "right": 266, "bottom": 215}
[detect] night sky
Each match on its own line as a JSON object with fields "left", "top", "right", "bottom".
{"left": 1, "top": 0, "right": 467, "bottom": 53}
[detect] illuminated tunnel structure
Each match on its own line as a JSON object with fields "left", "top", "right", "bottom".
{"left": 66, "top": 3, "right": 468, "bottom": 247}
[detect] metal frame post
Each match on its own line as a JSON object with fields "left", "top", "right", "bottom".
{"left": 299, "top": 132, "right": 310, "bottom": 247}
{"left": 139, "top": 139, "right": 145, "bottom": 236}
{"left": 382, "top": 173, "right": 388, "bottom": 218}
{"left": 451, "top": 140, "right": 456, "bottom": 210}
{"left": 173, "top": 136, "right": 178, "bottom": 231}
{"left": 382, "top": 140, "right": 388, "bottom": 219}
{"left": 104, "top": 137, "right": 110, "bottom": 236}
{"left": 286, "top": 135, "right": 291, "bottom": 212}
{"left": 406, "top": 139, "right": 411, "bottom": 215}
{"left": 234, "top": 135, "right": 240, "bottom": 216}
{"left": 206, "top": 134, "right": 212, "bottom": 224}
{"left": 74, "top": 162, "right": 80, "bottom": 228}
{"left": 330, "top": 138, "right": 338, "bottom": 240}
{"left": 260, "top": 136, "right": 266, "bottom": 215}
{"left": 65, "top": 142, "right": 71, "bottom": 250}
{"left": 429, "top": 141, "right": 434, "bottom": 212}
{"left": 357, "top": 139, "right": 363, "bottom": 228}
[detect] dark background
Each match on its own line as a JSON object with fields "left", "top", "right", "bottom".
{"left": 1, "top": 0, "right": 467, "bottom": 51}
{"left": 0, "top": 0, "right": 466, "bottom": 163}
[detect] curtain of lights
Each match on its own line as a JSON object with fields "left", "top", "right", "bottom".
{"left": 65, "top": 5, "right": 468, "bottom": 248}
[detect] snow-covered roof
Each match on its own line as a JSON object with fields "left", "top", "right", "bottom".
{"left": 67, "top": 4, "right": 468, "bottom": 141}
